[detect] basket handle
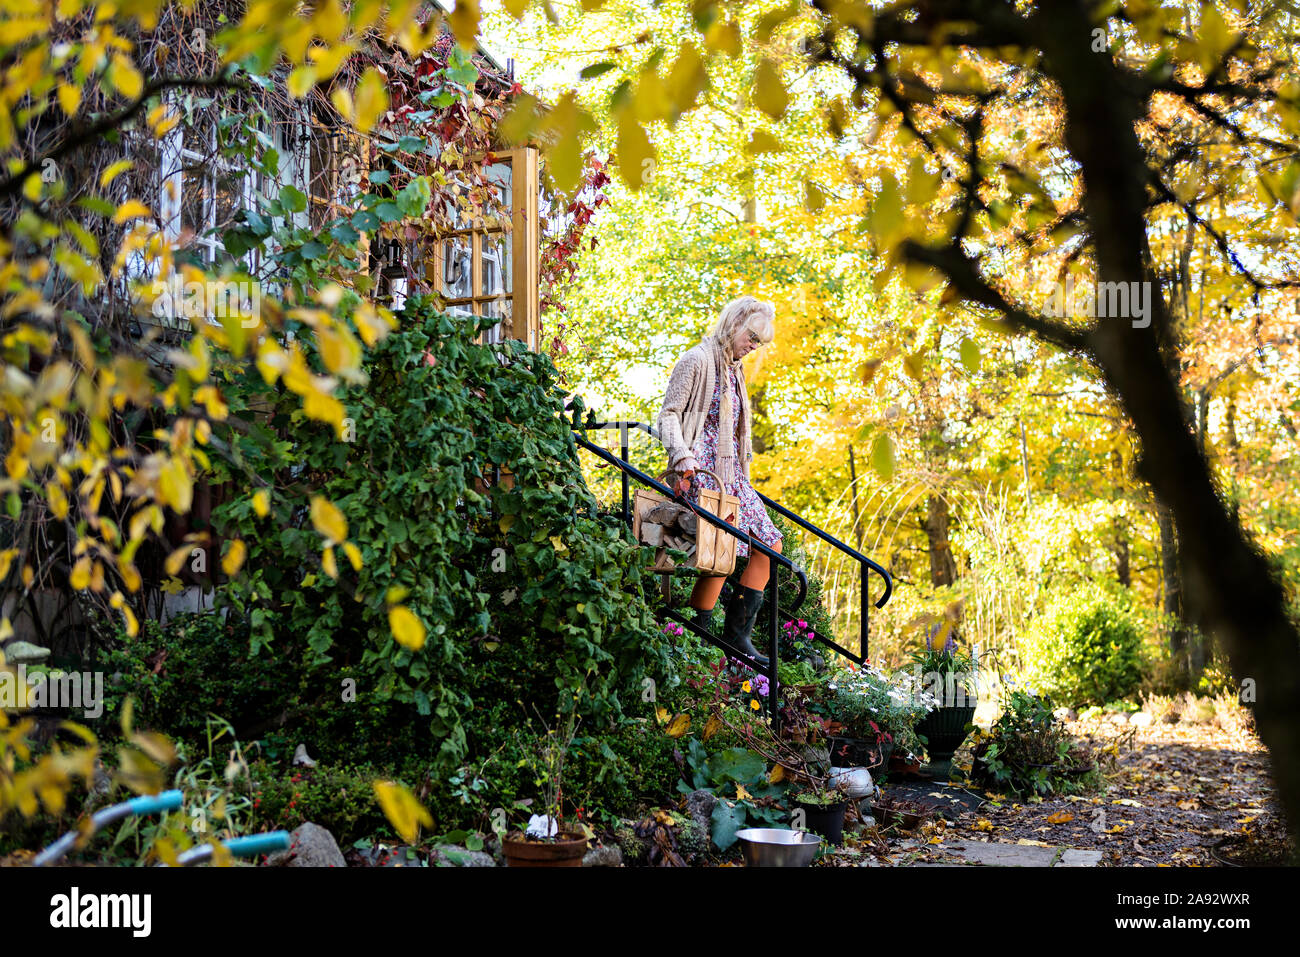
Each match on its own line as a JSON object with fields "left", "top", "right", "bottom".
{"left": 662, "top": 467, "right": 726, "bottom": 489}
{"left": 663, "top": 468, "right": 737, "bottom": 525}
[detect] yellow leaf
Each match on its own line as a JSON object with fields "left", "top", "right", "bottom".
{"left": 164, "top": 545, "right": 191, "bottom": 577}
{"left": 665, "top": 713, "right": 691, "bottom": 738}
{"left": 309, "top": 496, "right": 348, "bottom": 545}
{"left": 447, "top": 0, "right": 480, "bottom": 48}
{"left": 221, "top": 540, "right": 246, "bottom": 576}
{"left": 870, "top": 433, "right": 896, "bottom": 482}
{"left": 752, "top": 57, "right": 788, "bottom": 120}
{"left": 617, "top": 106, "right": 655, "bottom": 192}
{"left": 388, "top": 605, "right": 427, "bottom": 650}
{"left": 321, "top": 545, "right": 338, "bottom": 580}
{"left": 252, "top": 489, "right": 270, "bottom": 518}
{"left": 703, "top": 714, "right": 722, "bottom": 741}
{"left": 768, "top": 764, "right": 786, "bottom": 784}
{"left": 735, "top": 784, "right": 752, "bottom": 801}
{"left": 973, "top": 818, "right": 993, "bottom": 832}
{"left": 46, "top": 482, "right": 68, "bottom": 520}
{"left": 373, "top": 781, "right": 433, "bottom": 843}
{"left": 158, "top": 457, "right": 193, "bottom": 512}
{"left": 1046, "top": 811, "right": 1074, "bottom": 825}
{"left": 342, "top": 541, "right": 362, "bottom": 571}
{"left": 100, "top": 160, "right": 133, "bottom": 188}
{"left": 69, "top": 556, "right": 91, "bottom": 590}
{"left": 352, "top": 67, "right": 389, "bottom": 133}
{"left": 109, "top": 53, "right": 143, "bottom": 100}
{"left": 57, "top": 84, "right": 81, "bottom": 117}
{"left": 120, "top": 603, "right": 139, "bottom": 637}
{"left": 287, "top": 66, "right": 318, "bottom": 98}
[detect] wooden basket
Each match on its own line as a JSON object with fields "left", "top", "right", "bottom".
{"left": 632, "top": 469, "right": 739, "bottom": 577}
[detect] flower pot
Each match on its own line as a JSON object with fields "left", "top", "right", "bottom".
{"left": 870, "top": 803, "right": 931, "bottom": 830}
{"left": 888, "top": 752, "right": 922, "bottom": 775}
{"left": 793, "top": 799, "right": 848, "bottom": 847}
{"left": 501, "top": 830, "right": 588, "bottom": 867}
{"left": 916, "top": 703, "right": 977, "bottom": 761}
{"left": 828, "top": 736, "right": 893, "bottom": 772}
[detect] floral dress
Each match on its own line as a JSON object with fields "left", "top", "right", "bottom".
{"left": 686, "top": 365, "right": 783, "bottom": 559}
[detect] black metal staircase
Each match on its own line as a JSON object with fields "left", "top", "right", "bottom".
{"left": 571, "top": 415, "right": 893, "bottom": 731}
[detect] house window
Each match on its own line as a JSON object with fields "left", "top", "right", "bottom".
{"left": 300, "top": 103, "right": 365, "bottom": 232}
{"left": 428, "top": 147, "right": 539, "bottom": 349}
{"left": 158, "top": 97, "right": 263, "bottom": 269}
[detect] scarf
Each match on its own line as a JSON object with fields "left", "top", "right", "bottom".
{"left": 703, "top": 334, "right": 740, "bottom": 485}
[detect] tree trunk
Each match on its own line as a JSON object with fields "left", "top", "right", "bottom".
{"left": 1157, "top": 500, "right": 1191, "bottom": 687}
{"left": 921, "top": 494, "right": 957, "bottom": 588}
{"left": 847, "top": 443, "right": 864, "bottom": 552}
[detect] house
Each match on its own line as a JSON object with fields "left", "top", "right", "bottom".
{"left": 3, "top": 1, "right": 564, "bottom": 645}
{"left": 132, "top": 0, "right": 552, "bottom": 351}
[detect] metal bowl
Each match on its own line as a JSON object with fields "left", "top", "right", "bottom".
{"left": 735, "top": 828, "right": 823, "bottom": 867}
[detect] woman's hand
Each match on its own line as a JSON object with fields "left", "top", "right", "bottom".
{"left": 674, "top": 469, "right": 695, "bottom": 496}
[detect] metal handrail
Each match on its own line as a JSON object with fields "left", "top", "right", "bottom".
{"left": 575, "top": 433, "right": 796, "bottom": 732}
{"left": 574, "top": 416, "right": 894, "bottom": 661}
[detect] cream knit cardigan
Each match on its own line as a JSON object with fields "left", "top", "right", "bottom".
{"left": 656, "top": 342, "right": 752, "bottom": 484}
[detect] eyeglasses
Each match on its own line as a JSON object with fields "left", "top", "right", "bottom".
{"left": 746, "top": 331, "right": 763, "bottom": 347}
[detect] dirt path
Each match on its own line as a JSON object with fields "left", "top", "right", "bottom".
{"left": 889, "top": 713, "right": 1287, "bottom": 866}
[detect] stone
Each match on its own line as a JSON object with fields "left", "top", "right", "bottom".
{"left": 1056, "top": 849, "right": 1103, "bottom": 867}
{"left": 934, "top": 841, "right": 1061, "bottom": 867}
{"left": 582, "top": 846, "right": 623, "bottom": 867}
{"left": 1, "top": 641, "right": 49, "bottom": 665}
{"left": 434, "top": 844, "right": 496, "bottom": 867}
{"left": 265, "top": 822, "right": 346, "bottom": 868}
{"left": 685, "top": 789, "right": 716, "bottom": 830}
{"left": 613, "top": 825, "right": 649, "bottom": 865}
{"left": 1128, "top": 711, "right": 1153, "bottom": 728}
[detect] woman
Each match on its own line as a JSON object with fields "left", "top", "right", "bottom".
{"left": 657, "top": 295, "right": 783, "bottom": 665}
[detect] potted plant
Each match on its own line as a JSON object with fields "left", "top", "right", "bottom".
{"left": 868, "top": 791, "right": 935, "bottom": 830}
{"left": 911, "top": 630, "right": 979, "bottom": 765}
{"left": 792, "top": 780, "right": 850, "bottom": 847}
{"left": 822, "top": 664, "right": 932, "bottom": 774}
{"left": 970, "top": 686, "right": 1098, "bottom": 796}
{"left": 789, "top": 744, "right": 850, "bottom": 846}
{"left": 500, "top": 710, "right": 590, "bottom": 867}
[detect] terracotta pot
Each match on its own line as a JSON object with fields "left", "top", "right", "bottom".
{"left": 501, "top": 830, "right": 588, "bottom": 867}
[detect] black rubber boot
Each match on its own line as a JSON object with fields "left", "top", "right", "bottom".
{"left": 688, "top": 606, "right": 714, "bottom": 635}
{"left": 722, "top": 584, "right": 769, "bottom": 666}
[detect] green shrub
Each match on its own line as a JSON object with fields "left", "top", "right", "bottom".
{"left": 204, "top": 297, "right": 674, "bottom": 774}
{"left": 971, "top": 690, "right": 1098, "bottom": 796}
{"left": 98, "top": 613, "right": 295, "bottom": 746}
{"left": 1021, "top": 583, "right": 1147, "bottom": 707}
{"left": 248, "top": 761, "right": 392, "bottom": 846}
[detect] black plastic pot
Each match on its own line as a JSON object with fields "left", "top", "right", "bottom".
{"left": 828, "top": 736, "right": 893, "bottom": 772}
{"left": 916, "top": 703, "right": 977, "bottom": 760}
{"left": 794, "top": 799, "right": 848, "bottom": 846}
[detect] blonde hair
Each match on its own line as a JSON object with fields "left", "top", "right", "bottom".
{"left": 709, "top": 295, "right": 776, "bottom": 359}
